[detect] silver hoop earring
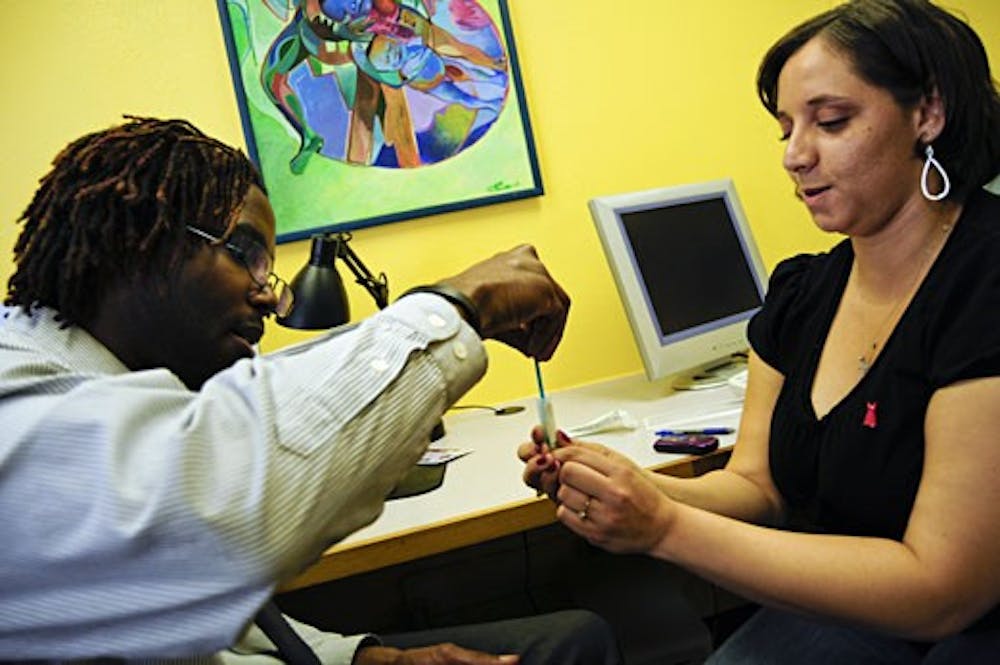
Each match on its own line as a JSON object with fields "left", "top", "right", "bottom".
{"left": 920, "top": 144, "right": 951, "bottom": 201}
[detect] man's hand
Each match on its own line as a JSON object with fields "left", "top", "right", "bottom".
{"left": 355, "top": 643, "right": 519, "bottom": 664}
{"left": 439, "top": 245, "right": 570, "bottom": 360}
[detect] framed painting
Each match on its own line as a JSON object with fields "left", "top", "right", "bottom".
{"left": 216, "top": 0, "right": 543, "bottom": 243}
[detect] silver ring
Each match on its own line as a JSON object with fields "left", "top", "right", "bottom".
{"left": 578, "top": 495, "right": 592, "bottom": 520}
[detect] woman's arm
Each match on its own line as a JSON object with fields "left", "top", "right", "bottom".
{"left": 523, "top": 352, "right": 786, "bottom": 523}
{"left": 555, "top": 375, "right": 1000, "bottom": 640}
{"left": 647, "top": 351, "right": 786, "bottom": 525}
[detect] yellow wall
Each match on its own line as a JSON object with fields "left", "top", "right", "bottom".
{"left": 2, "top": 1, "right": 998, "bottom": 405}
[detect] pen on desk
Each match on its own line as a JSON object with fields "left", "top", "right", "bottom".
{"left": 654, "top": 427, "right": 735, "bottom": 436}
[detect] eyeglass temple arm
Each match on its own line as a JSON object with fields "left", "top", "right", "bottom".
{"left": 333, "top": 233, "right": 389, "bottom": 310}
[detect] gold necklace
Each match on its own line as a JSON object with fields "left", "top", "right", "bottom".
{"left": 856, "top": 221, "right": 953, "bottom": 375}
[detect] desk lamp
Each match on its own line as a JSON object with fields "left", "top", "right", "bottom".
{"left": 276, "top": 232, "right": 388, "bottom": 330}
{"left": 277, "top": 234, "right": 447, "bottom": 497}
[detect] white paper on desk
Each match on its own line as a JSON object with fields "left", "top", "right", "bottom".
{"left": 417, "top": 448, "right": 472, "bottom": 466}
{"left": 642, "top": 389, "right": 744, "bottom": 434}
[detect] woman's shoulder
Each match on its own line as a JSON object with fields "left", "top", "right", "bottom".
{"left": 944, "top": 188, "right": 1000, "bottom": 278}
{"left": 748, "top": 242, "right": 850, "bottom": 369}
{"left": 768, "top": 240, "right": 851, "bottom": 297}
{"left": 922, "top": 189, "right": 1000, "bottom": 385}
{"left": 957, "top": 186, "right": 1000, "bottom": 232}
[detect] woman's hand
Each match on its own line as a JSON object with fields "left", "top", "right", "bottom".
{"left": 551, "top": 443, "right": 676, "bottom": 555}
{"left": 517, "top": 426, "right": 566, "bottom": 500}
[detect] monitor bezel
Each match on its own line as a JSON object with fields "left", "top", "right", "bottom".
{"left": 589, "top": 178, "right": 768, "bottom": 384}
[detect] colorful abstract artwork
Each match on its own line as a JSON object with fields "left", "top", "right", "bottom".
{"left": 217, "top": 0, "right": 542, "bottom": 242}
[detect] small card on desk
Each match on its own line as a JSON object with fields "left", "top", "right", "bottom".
{"left": 418, "top": 448, "right": 472, "bottom": 466}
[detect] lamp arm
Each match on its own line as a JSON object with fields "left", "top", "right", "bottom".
{"left": 334, "top": 233, "right": 389, "bottom": 310}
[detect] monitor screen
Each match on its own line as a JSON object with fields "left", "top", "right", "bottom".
{"left": 589, "top": 178, "right": 768, "bottom": 388}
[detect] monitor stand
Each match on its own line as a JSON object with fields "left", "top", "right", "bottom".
{"left": 672, "top": 354, "right": 748, "bottom": 391}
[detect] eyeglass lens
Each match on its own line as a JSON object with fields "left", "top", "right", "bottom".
{"left": 272, "top": 278, "right": 294, "bottom": 317}
{"left": 190, "top": 226, "right": 294, "bottom": 317}
{"left": 230, "top": 238, "right": 294, "bottom": 317}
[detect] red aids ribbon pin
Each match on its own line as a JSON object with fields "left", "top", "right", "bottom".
{"left": 863, "top": 402, "right": 878, "bottom": 429}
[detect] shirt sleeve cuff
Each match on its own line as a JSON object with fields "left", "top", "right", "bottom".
{"left": 382, "top": 292, "right": 487, "bottom": 404}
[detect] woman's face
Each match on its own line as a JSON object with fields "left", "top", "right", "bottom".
{"left": 775, "top": 36, "right": 931, "bottom": 236}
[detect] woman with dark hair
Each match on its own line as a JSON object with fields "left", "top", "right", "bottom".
{"left": 522, "top": 1, "right": 1000, "bottom": 662}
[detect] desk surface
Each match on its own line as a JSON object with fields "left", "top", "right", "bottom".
{"left": 283, "top": 372, "right": 744, "bottom": 591}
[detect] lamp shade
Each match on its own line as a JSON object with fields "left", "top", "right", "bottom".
{"left": 276, "top": 234, "right": 350, "bottom": 329}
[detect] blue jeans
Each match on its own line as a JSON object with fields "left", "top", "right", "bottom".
{"left": 707, "top": 607, "right": 1000, "bottom": 665}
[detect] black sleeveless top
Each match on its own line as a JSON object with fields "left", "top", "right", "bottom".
{"left": 748, "top": 188, "right": 1000, "bottom": 540}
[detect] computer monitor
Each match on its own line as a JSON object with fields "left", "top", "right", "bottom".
{"left": 589, "top": 178, "right": 768, "bottom": 390}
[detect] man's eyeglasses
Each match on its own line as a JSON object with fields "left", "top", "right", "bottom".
{"left": 186, "top": 225, "right": 294, "bottom": 317}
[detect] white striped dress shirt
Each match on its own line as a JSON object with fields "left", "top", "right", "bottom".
{"left": 0, "top": 294, "right": 486, "bottom": 663}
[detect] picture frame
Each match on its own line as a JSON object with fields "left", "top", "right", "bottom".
{"left": 216, "top": 0, "right": 543, "bottom": 243}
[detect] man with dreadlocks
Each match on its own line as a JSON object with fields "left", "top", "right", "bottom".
{"left": 0, "top": 117, "right": 621, "bottom": 664}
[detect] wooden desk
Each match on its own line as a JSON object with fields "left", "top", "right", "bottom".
{"left": 283, "top": 372, "right": 744, "bottom": 591}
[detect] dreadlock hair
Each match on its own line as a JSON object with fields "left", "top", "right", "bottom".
{"left": 7, "top": 116, "right": 264, "bottom": 327}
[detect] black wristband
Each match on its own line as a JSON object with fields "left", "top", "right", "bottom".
{"left": 400, "top": 284, "right": 482, "bottom": 336}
